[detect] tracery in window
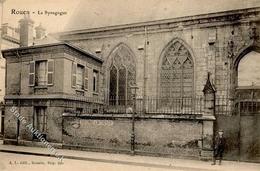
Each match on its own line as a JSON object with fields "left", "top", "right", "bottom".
{"left": 109, "top": 45, "right": 136, "bottom": 106}
{"left": 160, "top": 41, "right": 194, "bottom": 106}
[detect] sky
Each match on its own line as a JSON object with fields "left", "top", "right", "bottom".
{"left": 238, "top": 52, "right": 260, "bottom": 86}
{"left": 1, "top": 0, "right": 260, "bottom": 33}
{"left": 1, "top": 0, "right": 80, "bottom": 33}
{"left": 65, "top": 0, "right": 260, "bottom": 31}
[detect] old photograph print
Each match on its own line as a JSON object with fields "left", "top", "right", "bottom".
{"left": 0, "top": 0, "right": 260, "bottom": 171}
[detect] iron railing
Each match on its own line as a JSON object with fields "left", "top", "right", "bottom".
{"left": 235, "top": 99, "right": 260, "bottom": 115}
{"left": 61, "top": 95, "right": 260, "bottom": 115}
{"left": 60, "top": 95, "right": 260, "bottom": 115}
{"left": 143, "top": 97, "right": 204, "bottom": 114}
{"left": 215, "top": 96, "right": 260, "bottom": 115}
{"left": 104, "top": 96, "right": 205, "bottom": 114}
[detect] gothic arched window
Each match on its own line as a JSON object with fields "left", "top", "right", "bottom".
{"left": 160, "top": 41, "right": 194, "bottom": 106}
{"left": 109, "top": 45, "right": 136, "bottom": 106}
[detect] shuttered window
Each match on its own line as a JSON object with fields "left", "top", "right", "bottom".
{"left": 72, "top": 62, "right": 86, "bottom": 90}
{"left": 84, "top": 67, "right": 88, "bottom": 90}
{"left": 29, "top": 61, "right": 35, "bottom": 86}
{"left": 93, "top": 70, "right": 99, "bottom": 93}
{"left": 36, "top": 61, "right": 47, "bottom": 86}
{"left": 72, "top": 62, "right": 77, "bottom": 88}
{"left": 47, "top": 60, "right": 54, "bottom": 85}
{"left": 76, "top": 65, "right": 84, "bottom": 89}
{"left": 29, "top": 60, "right": 54, "bottom": 87}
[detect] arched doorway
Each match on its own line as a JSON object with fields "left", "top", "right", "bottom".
{"left": 159, "top": 39, "right": 194, "bottom": 110}
{"left": 108, "top": 44, "right": 136, "bottom": 106}
{"left": 234, "top": 48, "right": 260, "bottom": 162}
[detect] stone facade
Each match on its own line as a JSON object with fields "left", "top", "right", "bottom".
{"left": 58, "top": 7, "right": 260, "bottom": 102}
{"left": 56, "top": 7, "right": 260, "bottom": 161}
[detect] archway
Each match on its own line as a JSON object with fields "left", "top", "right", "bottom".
{"left": 233, "top": 47, "right": 260, "bottom": 161}
{"left": 108, "top": 44, "right": 136, "bottom": 106}
{"left": 237, "top": 51, "right": 260, "bottom": 87}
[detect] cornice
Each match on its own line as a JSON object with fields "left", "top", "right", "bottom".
{"left": 1, "top": 42, "right": 103, "bottom": 63}
{"left": 56, "top": 7, "right": 260, "bottom": 41}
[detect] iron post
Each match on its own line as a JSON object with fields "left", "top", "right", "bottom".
{"left": 130, "top": 84, "right": 138, "bottom": 155}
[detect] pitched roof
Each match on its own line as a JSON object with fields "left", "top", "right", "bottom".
{"left": 1, "top": 42, "right": 103, "bottom": 63}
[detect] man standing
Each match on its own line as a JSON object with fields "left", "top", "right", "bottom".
{"left": 212, "top": 130, "right": 225, "bottom": 165}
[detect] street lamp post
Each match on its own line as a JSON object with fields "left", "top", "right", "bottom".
{"left": 130, "top": 83, "right": 138, "bottom": 155}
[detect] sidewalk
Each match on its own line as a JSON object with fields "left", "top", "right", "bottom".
{"left": 0, "top": 140, "right": 259, "bottom": 171}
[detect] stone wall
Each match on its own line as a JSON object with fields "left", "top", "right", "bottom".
{"left": 63, "top": 116, "right": 131, "bottom": 152}
{"left": 62, "top": 115, "right": 204, "bottom": 158}
{"left": 134, "top": 119, "right": 202, "bottom": 157}
{"left": 3, "top": 105, "right": 18, "bottom": 141}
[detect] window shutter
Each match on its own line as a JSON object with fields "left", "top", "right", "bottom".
{"left": 93, "top": 70, "right": 99, "bottom": 93}
{"left": 72, "top": 62, "right": 77, "bottom": 88}
{"left": 29, "top": 61, "right": 35, "bottom": 86}
{"left": 47, "top": 59, "right": 54, "bottom": 85}
{"left": 84, "top": 67, "right": 88, "bottom": 90}
{"left": 96, "top": 71, "right": 99, "bottom": 92}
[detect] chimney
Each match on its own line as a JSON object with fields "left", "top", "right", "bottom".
{"left": 19, "top": 15, "right": 34, "bottom": 47}
{"left": 35, "top": 23, "right": 46, "bottom": 39}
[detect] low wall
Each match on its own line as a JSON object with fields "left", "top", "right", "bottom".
{"left": 62, "top": 116, "right": 132, "bottom": 152}
{"left": 134, "top": 119, "right": 202, "bottom": 157}
{"left": 62, "top": 114, "right": 205, "bottom": 158}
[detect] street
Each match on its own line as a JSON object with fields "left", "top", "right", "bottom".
{"left": 1, "top": 151, "right": 260, "bottom": 171}
{"left": 0, "top": 140, "right": 260, "bottom": 171}
{"left": 0, "top": 152, "right": 189, "bottom": 171}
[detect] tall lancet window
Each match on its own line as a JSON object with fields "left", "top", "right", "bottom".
{"left": 109, "top": 45, "right": 136, "bottom": 106}
{"left": 160, "top": 40, "right": 194, "bottom": 106}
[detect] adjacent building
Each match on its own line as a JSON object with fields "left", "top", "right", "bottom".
{"left": 0, "top": 23, "right": 20, "bottom": 136}
{"left": 2, "top": 42, "right": 103, "bottom": 145}
{"left": 0, "top": 23, "right": 20, "bottom": 101}
{"left": 0, "top": 16, "right": 58, "bottom": 137}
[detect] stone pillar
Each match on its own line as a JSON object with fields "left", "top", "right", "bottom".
{"left": 200, "top": 73, "right": 216, "bottom": 160}
{"left": 203, "top": 73, "right": 216, "bottom": 116}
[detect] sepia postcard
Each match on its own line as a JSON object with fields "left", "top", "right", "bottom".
{"left": 0, "top": 0, "right": 260, "bottom": 171}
